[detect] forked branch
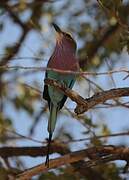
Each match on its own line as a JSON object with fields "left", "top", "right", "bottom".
{"left": 45, "top": 78, "right": 129, "bottom": 114}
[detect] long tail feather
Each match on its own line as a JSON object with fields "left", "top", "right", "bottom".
{"left": 48, "top": 103, "right": 58, "bottom": 133}
{"left": 45, "top": 132, "right": 52, "bottom": 167}
{"left": 45, "top": 103, "right": 58, "bottom": 167}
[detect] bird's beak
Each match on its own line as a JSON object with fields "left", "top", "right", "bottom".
{"left": 52, "top": 23, "right": 63, "bottom": 43}
{"left": 52, "top": 23, "right": 62, "bottom": 33}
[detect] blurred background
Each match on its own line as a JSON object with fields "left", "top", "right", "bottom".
{"left": 0, "top": 0, "right": 129, "bottom": 179}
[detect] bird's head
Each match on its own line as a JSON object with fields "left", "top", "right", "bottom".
{"left": 52, "top": 23, "right": 77, "bottom": 52}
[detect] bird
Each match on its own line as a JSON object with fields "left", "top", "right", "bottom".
{"left": 43, "top": 23, "right": 79, "bottom": 167}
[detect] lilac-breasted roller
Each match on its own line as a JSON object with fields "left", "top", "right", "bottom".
{"left": 43, "top": 23, "right": 79, "bottom": 166}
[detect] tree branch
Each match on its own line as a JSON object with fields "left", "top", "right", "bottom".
{"left": 0, "top": 143, "right": 68, "bottom": 158}
{"left": 0, "top": 141, "right": 129, "bottom": 179}
{"left": 45, "top": 78, "right": 129, "bottom": 114}
{"left": 0, "top": 0, "right": 43, "bottom": 67}
{"left": 44, "top": 79, "right": 87, "bottom": 106}
{"left": 0, "top": 143, "right": 105, "bottom": 179}
{"left": 75, "top": 87, "right": 129, "bottom": 114}
{"left": 16, "top": 145, "right": 129, "bottom": 180}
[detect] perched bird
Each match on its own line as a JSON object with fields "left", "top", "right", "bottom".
{"left": 43, "top": 23, "right": 79, "bottom": 166}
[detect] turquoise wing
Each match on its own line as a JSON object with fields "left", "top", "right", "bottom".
{"left": 46, "top": 71, "right": 75, "bottom": 108}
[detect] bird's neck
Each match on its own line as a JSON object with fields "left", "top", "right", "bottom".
{"left": 56, "top": 41, "right": 76, "bottom": 55}
{"left": 48, "top": 43, "right": 78, "bottom": 71}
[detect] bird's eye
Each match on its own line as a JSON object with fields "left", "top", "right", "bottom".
{"left": 65, "top": 33, "right": 72, "bottom": 39}
{"left": 65, "top": 33, "right": 72, "bottom": 38}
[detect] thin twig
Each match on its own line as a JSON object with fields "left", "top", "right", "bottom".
{"left": 66, "top": 131, "right": 129, "bottom": 143}
{"left": 4, "top": 128, "right": 43, "bottom": 144}
{"left": 0, "top": 65, "right": 129, "bottom": 76}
